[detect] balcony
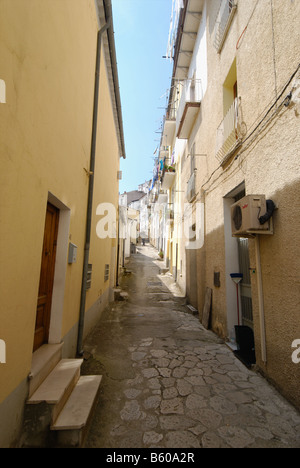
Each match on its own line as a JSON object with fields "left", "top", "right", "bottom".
{"left": 159, "top": 145, "right": 169, "bottom": 159}
{"left": 186, "top": 172, "right": 196, "bottom": 203}
{"left": 157, "top": 190, "right": 168, "bottom": 204}
{"left": 170, "top": 0, "right": 204, "bottom": 80}
{"left": 162, "top": 108, "right": 176, "bottom": 146}
{"left": 214, "top": 0, "right": 237, "bottom": 53}
{"left": 176, "top": 79, "right": 202, "bottom": 139}
{"left": 161, "top": 158, "right": 176, "bottom": 190}
{"left": 215, "top": 97, "right": 242, "bottom": 165}
{"left": 161, "top": 170, "right": 176, "bottom": 190}
{"left": 166, "top": 208, "right": 174, "bottom": 220}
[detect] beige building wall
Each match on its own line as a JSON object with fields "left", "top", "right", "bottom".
{"left": 163, "top": 0, "right": 300, "bottom": 410}
{"left": 0, "top": 0, "right": 123, "bottom": 446}
{"left": 80, "top": 42, "right": 121, "bottom": 338}
{"left": 193, "top": 0, "right": 300, "bottom": 409}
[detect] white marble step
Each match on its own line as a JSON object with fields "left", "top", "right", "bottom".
{"left": 28, "top": 343, "right": 63, "bottom": 398}
{"left": 27, "top": 359, "right": 83, "bottom": 405}
{"left": 51, "top": 375, "right": 102, "bottom": 432}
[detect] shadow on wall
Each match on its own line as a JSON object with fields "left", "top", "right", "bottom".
{"left": 196, "top": 178, "right": 300, "bottom": 410}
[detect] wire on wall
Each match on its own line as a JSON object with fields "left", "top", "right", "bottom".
{"left": 236, "top": 0, "right": 259, "bottom": 50}
{"left": 202, "top": 63, "right": 300, "bottom": 195}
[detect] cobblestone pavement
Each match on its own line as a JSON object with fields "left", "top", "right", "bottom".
{"left": 82, "top": 244, "right": 300, "bottom": 448}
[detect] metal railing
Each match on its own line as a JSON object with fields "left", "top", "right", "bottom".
{"left": 215, "top": 97, "right": 241, "bottom": 163}
{"left": 214, "top": 0, "right": 237, "bottom": 52}
{"left": 165, "top": 106, "right": 177, "bottom": 121}
{"left": 177, "top": 79, "right": 202, "bottom": 115}
{"left": 186, "top": 171, "right": 196, "bottom": 202}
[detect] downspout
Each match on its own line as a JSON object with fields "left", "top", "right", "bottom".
{"left": 116, "top": 205, "right": 121, "bottom": 287}
{"left": 77, "top": 18, "right": 111, "bottom": 356}
{"left": 116, "top": 223, "right": 120, "bottom": 286}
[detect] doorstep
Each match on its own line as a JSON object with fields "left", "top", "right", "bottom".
{"left": 28, "top": 343, "right": 63, "bottom": 398}
{"left": 51, "top": 375, "right": 102, "bottom": 447}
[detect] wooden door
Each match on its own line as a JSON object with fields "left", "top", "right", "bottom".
{"left": 33, "top": 203, "right": 59, "bottom": 352}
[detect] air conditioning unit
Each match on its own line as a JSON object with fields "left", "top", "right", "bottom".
{"left": 231, "top": 195, "right": 271, "bottom": 237}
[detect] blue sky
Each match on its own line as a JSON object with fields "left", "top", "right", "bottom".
{"left": 111, "top": 0, "right": 173, "bottom": 194}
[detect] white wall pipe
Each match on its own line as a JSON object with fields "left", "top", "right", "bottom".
{"left": 255, "top": 235, "right": 267, "bottom": 364}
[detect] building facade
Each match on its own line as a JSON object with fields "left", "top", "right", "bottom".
{"left": 153, "top": 0, "right": 300, "bottom": 410}
{"left": 0, "top": 0, "right": 125, "bottom": 446}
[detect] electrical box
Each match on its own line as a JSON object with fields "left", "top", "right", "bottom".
{"left": 68, "top": 243, "right": 77, "bottom": 264}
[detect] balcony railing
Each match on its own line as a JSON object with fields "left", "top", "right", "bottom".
{"left": 161, "top": 157, "right": 176, "bottom": 190}
{"left": 162, "top": 103, "right": 178, "bottom": 146}
{"left": 157, "top": 190, "right": 168, "bottom": 204}
{"left": 215, "top": 97, "right": 242, "bottom": 164}
{"left": 186, "top": 172, "right": 196, "bottom": 203}
{"left": 160, "top": 145, "right": 169, "bottom": 158}
{"left": 165, "top": 106, "right": 177, "bottom": 121}
{"left": 166, "top": 208, "right": 174, "bottom": 220}
{"left": 214, "top": 0, "right": 237, "bottom": 52}
{"left": 176, "top": 79, "right": 203, "bottom": 139}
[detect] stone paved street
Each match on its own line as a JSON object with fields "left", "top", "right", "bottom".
{"left": 82, "top": 244, "right": 300, "bottom": 448}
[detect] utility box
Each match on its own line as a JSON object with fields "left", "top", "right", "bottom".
{"left": 68, "top": 243, "right": 77, "bottom": 264}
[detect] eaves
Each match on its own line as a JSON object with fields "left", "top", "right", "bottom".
{"left": 95, "top": 0, "right": 126, "bottom": 159}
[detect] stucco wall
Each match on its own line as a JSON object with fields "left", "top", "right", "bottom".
{"left": 0, "top": 0, "right": 120, "bottom": 417}
{"left": 193, "top": 0, "right": 300, "bottom": 409}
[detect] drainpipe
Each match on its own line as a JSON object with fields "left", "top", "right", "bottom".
{"left": 255, "top": 235, "right": 267, "bottom": 364}
{"left": 77, "top": 18, "right": 111, "bottom": 356}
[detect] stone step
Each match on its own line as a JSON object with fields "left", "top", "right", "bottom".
{"left": 22, "top": 353, "right": 79, "bottom": 447}
{"left": 27, "top": 359, "right": 83, "bottom": 424}
{"left": 114, "top": 288, "right": 129, "bottom": 301}
{"left": 119, "top": 291, "right": 129, "bottom": 301}
{"left": 113, "top": 288, "right": 122, "bottom": 300}
{"left": 28, "top": 343, "right": 63, "bottom": 398}
{"left": 28, "top": 359, "right": 83, "bottom": 404}
{"left": 51, "top": 375, "right": 102, "bottom": 447}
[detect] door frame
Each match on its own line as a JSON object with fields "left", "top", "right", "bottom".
{"left": 47, "top": 193, "right": 71, "bottom": 345}
{"left": 33, "top": 193, "right": 71, "bottom": 352}
{"left": 224, "top": 183, "right": 247, "bottom": 341}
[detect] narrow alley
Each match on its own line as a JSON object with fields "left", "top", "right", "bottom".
{"left": 81, "top": 244, "right": 300, "bottom": 449}
{"left": 1, "top": 0, "right": 300, "bottom": 450}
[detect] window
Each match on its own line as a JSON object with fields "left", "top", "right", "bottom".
{"left": 104, "top": 264, "right": 110, "bottom": 282}
{"left": 86, "top": 264, "right": 92, "bottom": 290}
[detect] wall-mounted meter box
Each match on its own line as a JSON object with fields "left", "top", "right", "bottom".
{"left": 68, "top": 243, "right": 77, "bottom": 264}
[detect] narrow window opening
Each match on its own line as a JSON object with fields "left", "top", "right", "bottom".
{"left": 104, "top": 264, "right": 110, "bottom": 282}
